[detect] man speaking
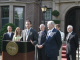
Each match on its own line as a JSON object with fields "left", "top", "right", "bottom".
{"left": 22, "top": 20, "right": 38, "bottom": 45}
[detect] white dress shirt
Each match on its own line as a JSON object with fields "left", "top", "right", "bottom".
{"left": 59, "top": 31, "right": 65, "bottom": 41}
{"left": 25, "top": 28, "right": 31, "bottom": 41}
{"left": 38, "top": 31, "right": 43, "bottom": 44}
{"left": 47, "top": 28, "right": 54, "bottom": 36}
{"left": 7, "top": 32, "right": 12, "bottom": 37}
{"left": 66, "top": 32, "right": 72, "bottom": 40}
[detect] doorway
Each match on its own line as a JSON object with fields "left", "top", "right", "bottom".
{"left": 65, "top": 6, "right": 80, "bottom": 37}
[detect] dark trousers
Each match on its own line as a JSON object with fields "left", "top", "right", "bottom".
{"left": 67, "top": 53, "right": 76, "bottom": 60}
{"left": 46, "top": 55, "right": 57, "bottom": 60}
{"left": 38, "top": 48, "right": 46, "bottom": 60}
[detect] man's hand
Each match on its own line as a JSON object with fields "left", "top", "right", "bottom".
{"left": 37, "top": 45, "right": 43, "bottom": 49}
{"left": 30, "top": 40, "right": 34, "bottom": 44}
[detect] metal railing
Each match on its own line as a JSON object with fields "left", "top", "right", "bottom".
{"left": 60, "top": 40, "right": 80, "bottom": 60}
{"left": 77, "top": 39, "right": 80, "bottom": 60}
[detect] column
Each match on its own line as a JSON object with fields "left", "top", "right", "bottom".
{"left": 9, "top": 5, "right": 13, "bottom": 23}
{"left": 0, "top": 7, "right": 1, "bottom": 29}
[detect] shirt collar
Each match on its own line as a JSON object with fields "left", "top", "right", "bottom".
{"left": 68, "top": 32, "right": 73, "bottom": 34}
{"left": 7, "top": 32, "right": 12, "bottom": 33}
{"left": 50, "top": 28, "right": 54, "bottom": 32}
{"left": 26, "top": 28, "right": 32, "bottom": 31}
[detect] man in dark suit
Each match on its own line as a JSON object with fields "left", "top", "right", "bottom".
{"left": 37, "top": 24, "right": 47, "bottom": 60}
{"left": 45, "top": 21, "right": 62, "bottom": 60}
{"left": 22, "top": 20, "right": 38, "bottom": 45}
{"left": 3, "top": 26, "right": 14, "bottom": 41}
{"left": 66, "top": 25, "right": 79, "bottom": 60}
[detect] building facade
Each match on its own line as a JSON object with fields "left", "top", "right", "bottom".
{"left": 42, "top": 0, "right": 80, "bottom": 37}
{"left": 0, "top": 0, "right": 80, "bottom": 36}
{"left": 0, "top": 0, "right": 43, "bottom": 31}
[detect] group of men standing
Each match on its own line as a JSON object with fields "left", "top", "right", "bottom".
{"left": 3, "top": 20, "right": 79, "bottom": 60}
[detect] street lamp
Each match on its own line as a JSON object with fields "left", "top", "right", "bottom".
{"left": 41, "top": 6, "right": 47, "bottom": 13}
{"left": 41, "top": 6, "right": 47, "bottom": 24}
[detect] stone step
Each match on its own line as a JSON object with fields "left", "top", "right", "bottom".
{"left": 62, "top": 58, "right": 67, "bottom": 60}
{"left": 62, "top": 50, "right": 66, "bottom": 54}
{"left": 62, "top": 46, "right": 67, "bottom": 50}
{"left": 62, "top": 54, "right": 67, "bottom": 58}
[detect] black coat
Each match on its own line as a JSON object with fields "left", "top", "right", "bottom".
{"left": 66, "top": 32, "right": 79, "bottom": 54}
{"left": 38, "top": 30, "right": 47, "bottom": 45}
{"left": 3, "top": 32, "right": 14, "bottom": 41}
{"left": 37, "top": 30, "right": 47, "bottom": 60}
{"left": 45, "top": 28, "right": 62, "bottom": 57}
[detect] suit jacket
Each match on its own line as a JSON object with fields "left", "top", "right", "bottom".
{"left": 45, "top": 28, "right": 62, "bottom": 57}
{"left": 38, "top": 30, "right": 47, "bottom": 46}
{"left": 22, "top": 28, "right": 38, "bottom": 45}
{"left": 3, "top": 32, "right": 14, "bottom": 41}
{"left": 66, "top": 32, "right": 79, "bottom": 54}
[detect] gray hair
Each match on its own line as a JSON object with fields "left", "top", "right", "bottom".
{"left": 67, "top": 25, "right": 73, "bottom": 29}
{"left": 47, "top": 21, "right": 55, "bottom": 25}
{"left": 40, "top": 24, "right": 45, "bottom": 27}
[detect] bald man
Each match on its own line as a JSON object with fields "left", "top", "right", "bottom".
{"left": 66, "top": 25, "right": 79, "bottom": 60}
{"left": 37, "top": 24, "right": 47, "bottom": 60}
{"left": 45, "top": 21, "right": 62, "bottom": 60}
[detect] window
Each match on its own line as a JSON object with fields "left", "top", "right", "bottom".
{"left": 45, "top": 8, "right": 52, "bottom": 21}
{"left": 1, "top": 6, "right": 9, "bottom": 27}
{"left": 14, "top": 7, "right": 24, "bottom": 29}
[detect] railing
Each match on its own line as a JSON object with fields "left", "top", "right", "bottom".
{"left": 77, "top": 39, "right": 80, "bottom": 60}
{"left": 77, "top": 47, "right": 79, "bottom": 60}
{"left": 61, "top": 40, "right": 80, "bottom": 60}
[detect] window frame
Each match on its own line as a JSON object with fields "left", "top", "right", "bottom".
{"left": 13, "top": 6, "right": 25, "bottom": 29}
{"left": 44, "top": 8, "right": 52, "bottom": 21}
{"left": 1, "top": 6, "right": 9, "bottom": 27}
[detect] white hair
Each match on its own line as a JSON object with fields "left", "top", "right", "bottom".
{"left": 40, "top": 24, "right": 45, "bottom": 27}
{"left": 47, "top": 21, "right": 55, "bottom": 25}
{"left": 67, "top": 25, "right": 73, "bottom": 29}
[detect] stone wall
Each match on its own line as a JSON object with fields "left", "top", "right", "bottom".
{"left": 26, "top": 3, "right": 42, "bottom": 31}
{"left": 0, "top": 0, "right": 43, "bottom": 31}
{"left": 41, "top": 0, "right": 80, "bottom": 32}
{"left": 54, "top": 0, "right": 80, "bottom": 31}
{"left": 0, "top": 0, "right": 9, "bottom": 1}
{"left": 16, "top": 0, "right": 38, "bottom": 2}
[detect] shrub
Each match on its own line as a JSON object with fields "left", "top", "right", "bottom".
{"left": 52, "top": 10, "right": 60, "bottom": 17}
{"left": 53, "top": 20, "right": 61, "bottom": 24}
{"left": 0, "top": 23, "right": 16, "bottom": 52}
